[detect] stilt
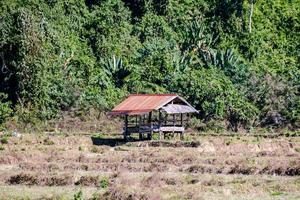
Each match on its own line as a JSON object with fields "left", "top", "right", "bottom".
{"left": 180, "top": 113, "right": 183, "bottom": 125}
{"left": 147, "top": 112, "right": 152, "bottom": 140}
{"left": 138, "top": 115, "right": 142, "bottom": 140}
{"left": 124, "top": 115, "right": 128, "bottom": 140}
{"left": 173, "top": 114, "right": 175, "bottom": 138}
{"left": 180, "top": 132, "right": 184, "bottom": 140}
{"left": 159, "top": 110, "right": 162, "bottom": 140}
{"left": 159, "top": 131, "right": 163, "bottom": 140}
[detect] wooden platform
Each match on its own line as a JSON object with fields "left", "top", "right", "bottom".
{"left": 126, "top": 125, "right": 184, "bottom": 134}
{"left": 159, "top": 126, "right": 184, "bottom": 133}
{"left": 124, "top": 125, "right": 185, "bottom": 140}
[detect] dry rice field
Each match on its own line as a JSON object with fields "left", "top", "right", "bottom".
{"left": 0, "top": 133, "right": 300, "bottom": 199}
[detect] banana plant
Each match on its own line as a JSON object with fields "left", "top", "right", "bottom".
{"left": 101, "top": 55, "right": 130, "bottom": 88}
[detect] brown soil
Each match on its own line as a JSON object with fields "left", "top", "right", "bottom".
{"left": 0, "top": 134, "right": 299, "bottom": 199}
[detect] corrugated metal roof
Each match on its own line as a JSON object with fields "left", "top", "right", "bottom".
{"left": 162, "top": 104, "right": 198, "bottom": 114}
{"left": 110, "top": 94, "right": 177, "bottom": 115}
{"left": 109, "top": 94, "right": 198, "bottom": 115}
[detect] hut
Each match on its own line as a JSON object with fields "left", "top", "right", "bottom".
{"left": 109, "top": 94, "right": 198, "bottom": 140}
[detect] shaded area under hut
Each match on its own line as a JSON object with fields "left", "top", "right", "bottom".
{"left": 109, "top": 94, "right": 198, "bottom": 140}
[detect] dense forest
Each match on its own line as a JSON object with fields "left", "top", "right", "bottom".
{"left": 0, "top": 0, "right": 299, "bottom": 131}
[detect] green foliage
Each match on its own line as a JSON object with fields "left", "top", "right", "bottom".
{"left": 73, "top": 189, "right": 83, "bottom": 200}
{"left": 0, "top": 0, "right": 299, "bottom": 131}
{"left": 170, "top": 67, "right": 258, "bottom": 130}
{"left": 0, "top": 93, "right": 12, "bottom": 127}
{"left": 0, "top": 137, "right": 8, "bottom": 144}
{"left": 99, "top": 177, "right": 109, "bottom": 189}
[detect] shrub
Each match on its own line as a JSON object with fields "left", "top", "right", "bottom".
{"left": 0, "top": 137, "right": 8, "bottom": 144}
{"left": 0, "top": 93, "right": 12, "bottom": 129}
{"left": 187, "top": 117, "right": 206, "bottom": 131}
{"left": 206, "top": 120, "right": 226, "bottom": 133}
{"left": 151, "top": 133, "right": 159, "bottom": 140}
{"left": 73, "top": 190, "right": 83, "bottom": 200}
{"left": 43, "top": 138, "right": 55, "bottom": 145}
{"left": 99, "top": 177, "right": 109, "bottom": 189}
{"left": 170, "top": 68, "right": 258, "bottom": 131}
{"left": 0, "top": 145, "right": 4, "bottom": 151}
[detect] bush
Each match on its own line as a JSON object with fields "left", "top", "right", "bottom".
{"left": 43, "top": 138, "right": 55, "bottom": 145}
{"left": 206, "top": 120, "right": 226, "bottom": 133}
{"left": 0, "top": 93, "right": 12, "bottom": 129}
{"left": 188, "top": 117, "right": 206, "bottom": 131}
{"left": 0, "top": 137, "right": 8, "bottom": 144}
{"left": 171, "top": 68, "right": 258, "bottom": 131}
{"left": 73, "top": 190, "right": 83, "bottom": 200}
{"left": 99, "top": 177, "right": 109, "bottom": 189}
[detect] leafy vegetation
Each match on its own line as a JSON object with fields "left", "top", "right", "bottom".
{"left": 0, "top": 137, "right": 8, "bottom": 144}
{"left": 73, "top": 189, "right": 83, "bottom": 200}
{"left": 0, "top": 0, "right": 299, "bottom": 131}
{"left": 99, "top": 177, "right": 109, "bottom": 189}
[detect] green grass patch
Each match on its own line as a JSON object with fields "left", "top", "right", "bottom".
{"left": 91, "top": 133, "right": 106, "bottom": 139}
{"left": 99, "top": 177, "right": 109, "bottom": 189}
{"left": 0, "top": 137, "right": 9, "bottom": 144}
{"left": 270, "top": 191, "right": 284, "bottom": 196}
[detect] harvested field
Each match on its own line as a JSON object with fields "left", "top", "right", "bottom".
{"left": 0, "top": 134, "right": 300, "bottom": 199}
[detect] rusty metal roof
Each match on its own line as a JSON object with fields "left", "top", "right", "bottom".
{"left": 109, "top": 94, "right": 198, "bottom": 115}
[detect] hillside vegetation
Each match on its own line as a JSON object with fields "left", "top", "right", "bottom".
{"left": 0, "top": 0, "right": 299, "bottom": 131}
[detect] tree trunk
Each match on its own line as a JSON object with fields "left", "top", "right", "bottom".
{"left": 249, "top": 1, "right": 254, "bottom": 33}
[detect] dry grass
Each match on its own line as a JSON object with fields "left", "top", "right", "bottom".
{"left": 0, "top": 133, "right": 299, "bottom": 199}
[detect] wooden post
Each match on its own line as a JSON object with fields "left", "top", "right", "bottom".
{"left": 180, "top": 113, "right": 183, "bottom": 140}
{"left": 135, "top": 115, "right": 137, "bottom": 126}
{"left": 180, "top": 131, "right": 184, "bottom": 140}
{"left": 173, "top": 114, "right": 175, "bottom": 138}
{"left": 159, "top": 110, "right": 163, "bottom": 140}
{"left": 159, "top": 130, "right": 163, "bottom": 140}
{"left": 165, "top": 114, "right": 168, "bottom": 125}
{"left": 173, "top": 114, "right": 176, "bottom": 126}
{"left": 124, "top": 115, "right": 128, "bottom": 140}
{"left": 180, "top": 113, "right": 183, "bottom": 126}
{"left": 147, "top": 111, "right": 152, "bottom": 140}
{"left": 138, "top": 115, "right": 142, "bottom": 140}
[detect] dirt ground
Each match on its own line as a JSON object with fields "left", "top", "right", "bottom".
{"left": 0, "top": 133, "right": 299, "bottom": 200}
